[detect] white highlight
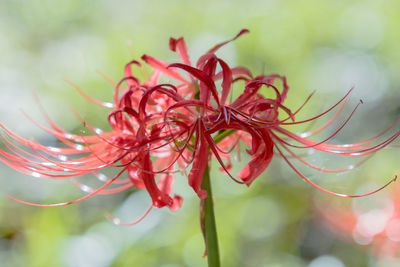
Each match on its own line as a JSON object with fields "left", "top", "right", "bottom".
{"left": 80, "top": 184, "right": 92, "bottom": 193}
{"left": 299, "top": 132, "right": 310, "bottom": 138}
{"left": 75, "top": 144, "right": 84, "bottom": 151}
{"left": 42, "top": 162, "right": 56, "bottom": 167}
{"left": 31, "top": 172, "right": 41, "bottom": 178}
{"left": 48, "top": 146, "right": 61, "bottom": 152}
{"left": 58, "top": 155, "right": 68, "bottom": 161}
{"left": 96, "top": 173, "right": 108, "bottom": 182}
{"left": 64, "top": 133, "right": 74, "bottom": 139}
{"left": 103, "top": 102, "right": 114, "bottom": 108}
{"left": 94, "top": 128, "right": 103, "bottom": 135}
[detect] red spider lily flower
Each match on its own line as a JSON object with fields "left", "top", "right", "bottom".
{"left": 163, "top": 31, "right": 399, "bottom": 199}
{"left": 0, "top": 61, "right": 187, "bottom": 216}
{"left": 1, "top": 29, "right": 399, "bottom": 225}
{"left": 316, "top": 183, "right": 400, "bottom": 257}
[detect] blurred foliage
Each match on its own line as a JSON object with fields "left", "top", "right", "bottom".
{"left": 0, "top": 0, "right": 400, "bottom": 266}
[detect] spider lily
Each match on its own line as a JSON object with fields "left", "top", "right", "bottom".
{"left": 0, "top": 29, "right": 399, "bottom": 225}
{"left": 164, "top": 31, "right": 399, "bottom": 199}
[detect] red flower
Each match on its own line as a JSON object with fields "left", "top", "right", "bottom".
{"left": 1, "top": 29, "right": 399, "bottom": 224}
{"left": 162, "top": 30, "right": 399, "bottom": 198}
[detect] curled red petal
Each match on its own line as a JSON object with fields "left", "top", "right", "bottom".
{"left": 187, "top": 123, "right": 208, "bottom": 199}
{"left": 169, "top": 37, "right": 192, "bottom": 66}
{"left": 124, "top": 60, "right": 142, "bottom": 87}
{"left": 237, "top": 129, "right": 274, "bottom": 185}
{"left": 141, "top": 54, "right": 187, "bottom": 83}
{"left": 140, "top": 151, "right": 173, "bottom": 208}
{"left": 207, "top": 29, "right": 249, "bottom": 55}
{"left": 217, "top": 58, "right": 233, "bottom": 105}
{"left": 168, "top": 63, "right": 220, "bottom": 107}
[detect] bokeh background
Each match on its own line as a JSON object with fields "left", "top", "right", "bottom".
{"left": 1, "top": 0, "right": 400, "bottom": 266}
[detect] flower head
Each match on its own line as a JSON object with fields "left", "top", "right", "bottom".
{"left": 1, "top": 29, "right": 399, "bottom": 224}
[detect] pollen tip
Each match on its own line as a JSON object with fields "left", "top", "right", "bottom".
{"left": 105, "top": 213, "right": 121, "bottom": 225}
{"left": 141, "top": 54, "right": 148, "bottom": 61}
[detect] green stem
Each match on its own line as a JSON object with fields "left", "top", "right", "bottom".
{"left": 201, "top": 164, "right": 221, "bottom": 267}
{"left": 214, "top": 129, "right": 235, "bottom": 144}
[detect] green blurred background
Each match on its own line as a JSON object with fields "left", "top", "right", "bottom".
{"left": 1, "top": 0, "right": 400, "bottom": 266}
